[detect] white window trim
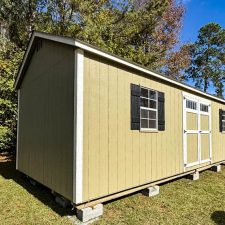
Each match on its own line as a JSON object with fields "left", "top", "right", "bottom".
{"left": 221, "top": 110, "right": 225, "bottom": 132}
{"left": 140, "top": 87, "right": 158, "bottom": 131}
{"left": 200, "top": 103, "right": 210, "bottom": 114}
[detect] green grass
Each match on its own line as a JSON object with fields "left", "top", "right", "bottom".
{"left": 1, "top": 153, "right": 225, "bottom": 225}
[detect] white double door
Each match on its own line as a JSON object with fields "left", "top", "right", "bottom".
{"left": 183, "top": 92, "right": 212, "bottom": 168}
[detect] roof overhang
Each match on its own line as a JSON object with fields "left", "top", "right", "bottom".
{"left": 14, "top": 31, "right": 225, "bottom": 104}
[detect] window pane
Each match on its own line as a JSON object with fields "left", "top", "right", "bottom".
{"left": 141, "top": 119, "right": 148, "bottom": 128}
{"left": 140, "top": 98, "right": 148, "bottom": 107}
{"left": 149, "top": 100, "right": 156, "bottom": 109}
{"left": 149, "top": 120, "right": 156, "bottom": 128}
{"left": 186, "top": 100, "right": 197, "bottom": 110}
{"left": 149, "top": 110, "right": 156, "bottom": 119}
{"left": 149, "top": 90, "right": 156, "bottom": 100}
{"left": 200, "top": 104, "right": 208, "bottom": 112}
{"left": 141, "top": 109, "right": 149, "bottom": 118}
{"left": 141, "top": 88, "right": 148, "bottom": 98}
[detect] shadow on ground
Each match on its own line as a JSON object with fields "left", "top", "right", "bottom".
{"left": 0, "top": 151, "right": 73, "bottom": 217}
{"left": 211, "top": 211, "right": 225, "bottom": 225}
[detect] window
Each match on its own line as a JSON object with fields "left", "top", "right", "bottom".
{"left": 186, "top": 100, "right": 197, "bottom": 110}
{"left": 219, "top": 109, "right": 225, "bottom": 132}
{"left": 200, "top": 103, "right": 209, "bottom": 112}
{"left": 222, "top": 115, "right": 225, "bottom": 131}
{"left": 140, "top": 87, "right": 157, "bottom": 130}
{"left": 131, "top": 83, "right": 165, "bottom": 131}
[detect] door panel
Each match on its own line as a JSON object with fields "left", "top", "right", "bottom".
{"left": 187, "top": 133, "right": 198, "bottom": 164}
{"left": 201, "top": 115, "right": 209, "bottom": 131}
{"left": 187, "top": 112, "right": 198, "bottom": 130}
{"left": 183, "top": 92, "right": 212, "bottom": 169}
{"left": 201, "top": 133, "right": 210, "bottom": 161}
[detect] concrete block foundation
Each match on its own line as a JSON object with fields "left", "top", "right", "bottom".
{"left": 211, "top": 165, "right": 221, "bottom": 172}
{"left": 187, "top": 172, "right": 199, "bottom": 181}
{"left": 76, "top": 204, "right": 103, "bottom": 223}
{"left": 142, "top": 185, "right": 160, "bottom": 197}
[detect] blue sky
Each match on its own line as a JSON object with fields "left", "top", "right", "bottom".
{"left": 181, "top": 0, "right": 225, "bottom": 43}
{"left": 180, "top": 0, "right": 225, "bottom": 94}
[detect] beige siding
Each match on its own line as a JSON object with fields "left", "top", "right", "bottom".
{"left": 18, "top": 40, "right": 74, "bottom": 200}
{"left": 187, "top": 134, "right": 198, "bottom": 164}
{"left": 212, "top": 101, "right": 225, "bottom": 162}
{"left": 187, "top": 112, "right": 198, "bottom": 130}
{"left": 83, "top": 53, "right": 184, "bottom": 201}
{"left": 201, "top": 134, "right": 210, "bottom": 160}
{"left": 201, "top": 115, "right": 209, "bottom": 130}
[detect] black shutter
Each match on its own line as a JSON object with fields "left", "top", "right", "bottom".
{"left": 131, "top": 84, "right": 140, "bottom": 130}
{"left": 158, "top": 91, "right": 165, "bottom": 131}
{"left": 219, "top": 109, "right": 223, "bottom": 132}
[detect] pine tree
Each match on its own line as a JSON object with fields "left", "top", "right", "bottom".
{"left": 186, "top": 23, "right": 225, "bottom": 97}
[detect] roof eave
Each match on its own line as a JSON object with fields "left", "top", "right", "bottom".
{"left": 14, "top": 31, "right": 225, "bottom": 104}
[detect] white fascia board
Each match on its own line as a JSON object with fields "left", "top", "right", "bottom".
{"left": 73, "top": 49, "right": 84, "bottom": 204}
{"left": 14, "top": 35, "right": 35, "bottom": 89}
{"left": 75, "top": 40, "right": 225, "bottom": 104}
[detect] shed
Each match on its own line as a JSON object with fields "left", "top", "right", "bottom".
{"left": 15, "top": 31, "right": 225, "bottom": 220}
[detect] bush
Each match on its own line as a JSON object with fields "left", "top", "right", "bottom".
{"left": 0, "top": 37, "right": 23, "bottom": 152}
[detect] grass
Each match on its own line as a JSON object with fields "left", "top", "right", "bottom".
{"left": 1, "top": 153, "right": 225, "bottom": 225}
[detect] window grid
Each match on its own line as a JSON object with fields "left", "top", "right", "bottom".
{"left": 200, "top": 103, "right": 209, "bottom": 112}
{"left": 186, "top": 100, "right": 197, "bottom": 110}
{"left": 140, "top": 87, "right": 158, "bottom": 130}
{"left": 222, "top": 113, "right": 225, "bottom": 131}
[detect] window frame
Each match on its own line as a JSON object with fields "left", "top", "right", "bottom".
{"left": 200, "top": 103, "right": 209, "bottom": 113}
{"left": 221, "top": 111, "right": 225, "bottom": 132}
{"left": 186, "top": 99, "right": 198, "bottom": 112}
{"left": 140, "top": 86, "right": 158, "bottom": 131}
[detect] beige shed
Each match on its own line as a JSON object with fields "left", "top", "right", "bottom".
{"left": 14, "top": 31, "right": 225, "bottom": 221}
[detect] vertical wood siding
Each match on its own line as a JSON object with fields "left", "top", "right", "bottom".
{"left": 212, "top": 102, "right": 225, "bottom": 162}
{"left": 83, "top": 53, "right": 184, "bottom": 201}
{"left": 18, "top": 40, "right": 74, "bottom": 200}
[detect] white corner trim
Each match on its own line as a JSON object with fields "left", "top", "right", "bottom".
{"left": 16, "top": 89, "right": 20, "bottom": 170}
{"left": 73, "top": 48, "right": 84, "bottom": 204}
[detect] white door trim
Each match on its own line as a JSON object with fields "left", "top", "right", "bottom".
{"left": 73, "top": 48, "right": 84, "bottom": 204}
{"left": 182, "top": 92, "right": 212, "bottom": 170}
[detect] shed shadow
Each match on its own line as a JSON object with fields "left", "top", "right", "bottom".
{"left": 211, "top": 211, "right": 225, "bottom": 225}
{"left": 0, "top": 152, "right": 73, "bottom": 217}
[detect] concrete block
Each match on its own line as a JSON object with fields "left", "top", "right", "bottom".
{"left": 76, "top": 204, "right": 103, "bottom": 223}
{"left": 55, "top": 196, "right": 70, "bottom": 208}
{"left": 211, "top": 165, "right": 221, "bottom": 172}
{"left": 142, "top": 185, "right": 160, "bottom": 197}
{"left": 187, "top": 172, "right": 199, "bottom": 181}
